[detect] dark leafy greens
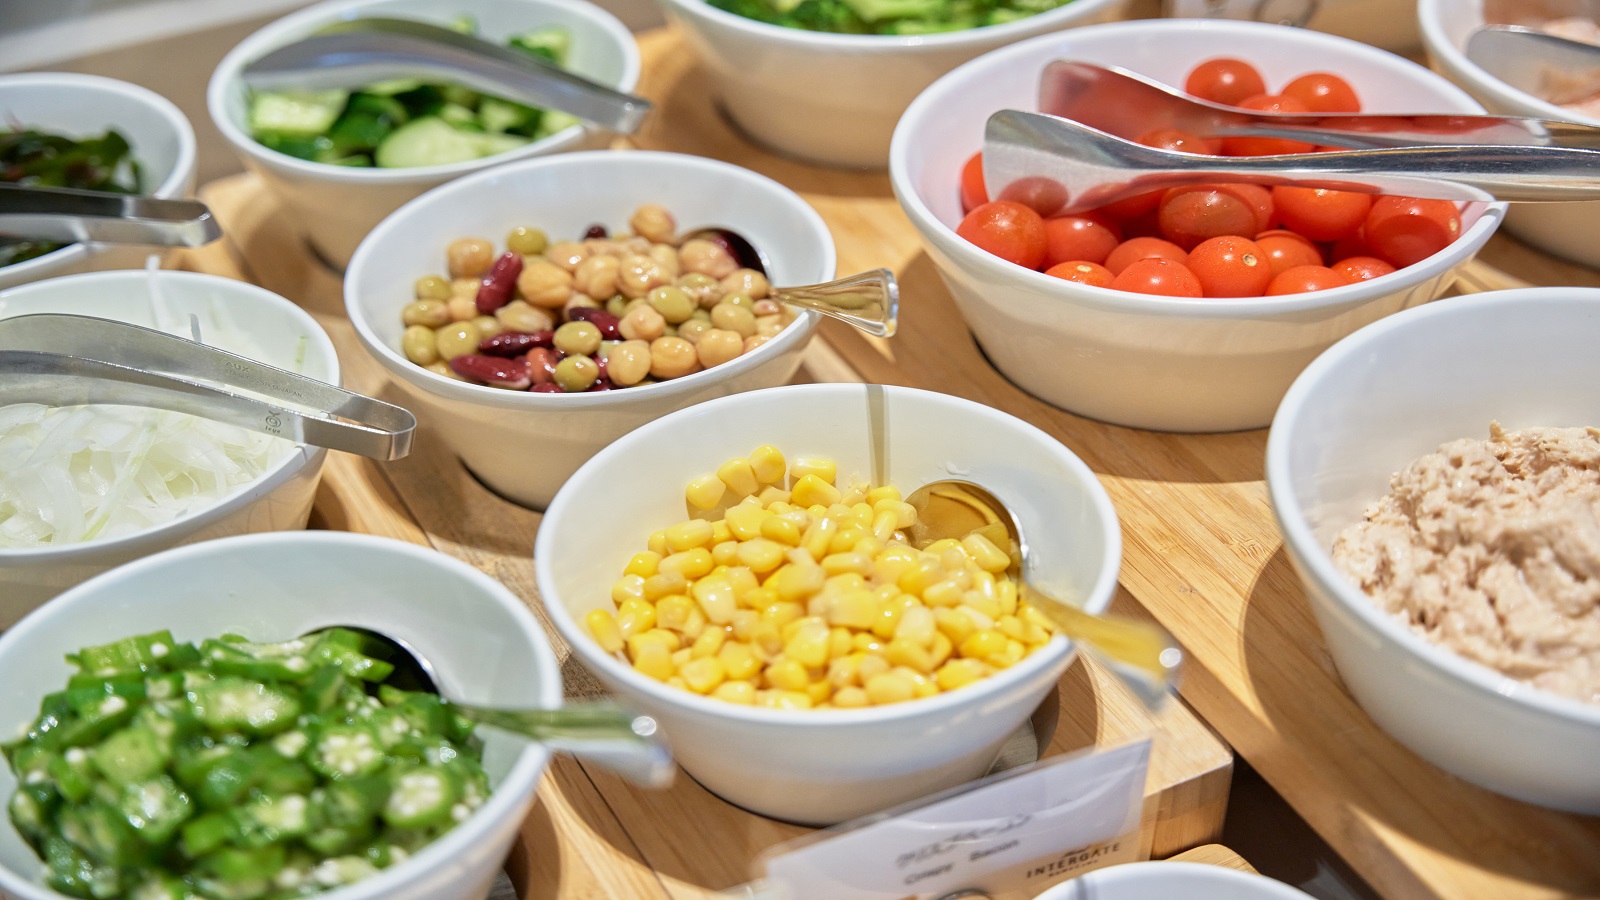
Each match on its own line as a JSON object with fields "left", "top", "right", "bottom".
{"left": 0, "top": 129, "right": 141, "bottom": 268}
{"left": 707, "top": 0, "right": 1077, "bottom": 35}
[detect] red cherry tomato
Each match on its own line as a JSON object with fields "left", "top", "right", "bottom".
{"left": 1222, "top": 95, "right": 1316, "bottom": 156}
{"left": 1111, "top": 258, "right": 1203, "bottom": 297}
{"left": 1266, "top": 264, "right": 1352, "bottom": 295}
{"left": 1105, "top": 236, "right": 1189, "bottom": 275}
{"left": 1187, "top": 235, "right": 1274, "bottom": 297}
{"left": 1271, "top": 186, "right": 1373, "bottom": 242}
{"left": 1331, "top": 229, "right": 1373, "bottom": 262}
{"left": 961, "top": 152, "right": 988, "bottom": 214}
{"left": 1218, "top": 183, "right": 1275, "bottom": 233}
{"left": 1137, "top": 128, "right": 1221, "bottom": 156}
{"left": 1332, "top": 255, "right": 1398, "bottom": 282}
{"left": 1044, "top": 260, "right": 1114, "bottom": 288}
{"left": 1185, "top": 58, "right": 1267, "bottom": 106}
{"left": 1363, "top": 196, "right": 1462, "bottom": 267}
{"left": 1157, "top": 185, "right": 1259, "bottom": 250}
{"left": 1255, "top": 230, "right": 1324, "bottom": 277}
{"left": 1099, "top": 190, "right": 1164, "bottom": 223}
{"left": 957, "top": 200, "right": 1048, "bottom": 270}
{"left": 1282, "top": 72, "right": 1362, "bottom": 113}
{"left": 1043, "top": 215, "right": 1121, "bottom": 267}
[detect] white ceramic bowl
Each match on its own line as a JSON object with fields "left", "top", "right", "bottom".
{"left": 0, "top": 73, "right": 197, "bottom": 290}
{"left": 536, "top": 383, "right": 1122, "bottom": 825}
{"left": 0, "top": 270, "right": 339, "bottom": 625}
{"left": 345, "top": 150, "right": 833, "bottom": 510}
{"left": 656, "top": 0, "right": 1128, "bottom": 168}
{"left": 1035, "top": 861, "right": 1312, "bottom": 899}
{"left": 1267, "top": 287, "right": 1600, "bottom": 813}
{"left": 208, "top": 0, "right": 640, "bottom": 269}
{"left": 0, "top": 531, "right": 562, "bottom": 900}
{"left": 890, "top": 19, "right": 1506, "bottom": 433}
{"left": 1420, "top": 0, "right": 1600, "bottom": 269}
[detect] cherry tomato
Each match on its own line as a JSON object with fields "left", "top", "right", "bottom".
{"left": 1157, "top": 185, "right": 1259, "bottom": 250}
{"left": 1137, "top": 128, "right": 1220, "bottom": 156}
{"left": 1221, "top": 95, "right": 1316, "bottom": 156}
{"left": 1185, "top": 58, "right": 1267, "bottom": 106}
{"left": 1219, "top": 183, "right": 1275, "bottom": 232}
{"left": 1271, "top": 186, "right": 1372, "bottom": 242}
{"left": 1363, "top": 196, "right": 1462, "bottom": 267}
{"left": 1111, "top": 258, "right": 1203, "bottom": 297}
{"left": 1045, "top": 260, "right": 1114, "bottom": 288}
{"left": 1105, "top": 236, "right": 1189, "bottom": 275}
{"left": 1043, "top": 215, "right": 1121, "bottom": 267}
{"left": 957, "top": 200, "right": 1048, "bottom": 270}
{"left": 1282, "top": 72, "right": 1362, "bottom": 113}
{"left": 1099, "top": 190, "right": 1164, "bottom": 223}
{"left": 961, "top": 152, "right": 988, "bottom": 214}
{"left": 1254, "top": 229, "right": 1324, "bottom": 277}
{"left": 1331, "top": 255, "right": 1397, "bottom": 282}
{"left": 1266, "top": 264, "right": 1352, "bottom": 295}
{"left": 1187, "top": 235, "right": 1273, "bottom": 297}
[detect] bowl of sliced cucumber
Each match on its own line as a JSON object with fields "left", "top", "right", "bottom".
{"left": 207, "top": 0, "right": 640, "bottom": 269}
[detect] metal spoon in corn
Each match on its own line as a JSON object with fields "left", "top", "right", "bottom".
{"left": 904, "top": 480, "right": 1181, "bottom": 708}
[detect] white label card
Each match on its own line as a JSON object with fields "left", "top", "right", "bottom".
{"left": 759, "top": 740, "right": 1151, "bottom": 900}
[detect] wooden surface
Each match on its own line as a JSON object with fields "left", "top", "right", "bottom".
{"left": 1167, "top": 843, "right": 1257, "bottom": 874}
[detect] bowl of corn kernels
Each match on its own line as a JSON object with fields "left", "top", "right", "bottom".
{"left": 346, "top": 150, "right": 833, "bottom": 510}
{"left": 535, "top": 383, "right": 1121, "bottom": 825}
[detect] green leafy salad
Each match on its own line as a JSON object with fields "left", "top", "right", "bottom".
{"left": 247, "top": 22, "right": 579, "bottom": 168}
{"left": 707, "top": 0, "right": 1078, "bottom": 35}
{"left": 0, "top": 129, "right": 141, "bottom": 268}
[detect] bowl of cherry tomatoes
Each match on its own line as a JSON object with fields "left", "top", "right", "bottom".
{"left": 888, "top": 18, "right": 1505, "bottom": 433}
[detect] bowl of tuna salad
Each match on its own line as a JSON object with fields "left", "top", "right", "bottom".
{"left": 1266, "top": 287, "right": 1600, "bottom": 814}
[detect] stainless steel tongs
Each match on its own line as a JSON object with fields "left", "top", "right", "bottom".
{"left": 0, "top": 314, "right": 415, "bottom": 461}
{"left": 0, "top": 183, "right": 221, "bottom": 248}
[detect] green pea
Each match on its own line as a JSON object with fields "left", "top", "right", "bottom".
{"left": 647, "top": 286, "right": 696, "bottom": 325}
{"left": 553, "top": 355, "right": 599, "bottom": 392}
{"left": 414, "top": 275, "right": 452, "bottom": 301}
{"left": 507, "top": 226, "right": 548, "bottom": 256}
{"left": 554, "top": 321, "right": 603, "bottom": 356}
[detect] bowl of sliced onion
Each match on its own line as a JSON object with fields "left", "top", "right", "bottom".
{"left": 0, "top": 269, "right": 340, "bottom": 624}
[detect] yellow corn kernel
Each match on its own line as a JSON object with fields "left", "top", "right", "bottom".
{"left": 685, "top": 474, "right": 725, "bottom": 511}
{"left": 623, "top": 551, "right": 662, "bottom": 579}
{"left": 660, "top": 548, "right": 713, "bottom": 580}
{"left": 828, "top": 526, "right": 864, "bottom": 555}
{"left": 936, "top": 658, "right": 990, "bottom": 691}
{"left": 895, "top": 604, "right": 937, "bottom": 647}
{"left": 960, "top": 629, "right": 1008, "bottom": 660}
{"left": 825, "top": 590, "right": 879, "bottom": 630}
{"left": 827, "top": 653, "right": 863, "bottom": 687}
{"left": 717, "top": 457, "right": 760, "bottom": 497}
{"left": 839, "top": 482, "right": 869, "bottom": 506}
{"left": 873, "top": 499, "right": 918, "bottom": 530}
{"left": 962, "top": 590, "right": 1002, "bottom": 622}
{"left": 806, "top": 504, "right": 829, "bottom": 520}
{"left": 885, "top": 638, "right": 936, "bottom": 674}
{"left": 712, "top": 680, "right": 757, "bottom": 705}
{"left": 864, "top": 670, "right": 917, "bottom": 705}
{"left": 997, "top": 615, "right": 1027, "bottom": 642}
{"left": 760, "top": 516, "right": 802, "bottom": 547}
{"left": 735, "top": 538, "right": 786, "bottom": 574}
{"left": 640, "top": 569, "right": 687, "bottom": 600}
{"left": 725, "top": 503, "right": 768, "bottom": 541}
{"left": 691, "top": 576, "right": 737, "bottom": 625}
{"left": 935, "top": 608, "right": 976, "bottom": 647}
{"left": 865, "top": 485, "right": 902, "bottom": 506}
{"left": 627, "top": 631, "right": 672, "bottom": 660}
{"left": 790, "top": 457, "right": 837, "bottom": 485}
{"left": 665, "top": 519, "right": 715, "bottom": 552}
{"left": 718, "top": 641, "right": 761, "bottom": 680}
{"left": 783, "top": 617, "right": 831, "bottom": 668}
{"left": 762, "top": 601, "right": 805, "bottom": 631}
{"left": 799, "top": 515, "right": 838, "bottom": 561}
{"left": 739, "top": 587, "right": 777, "bottom": 614}
{"left": 831, "top": 686, "right": 870, "bottom": 708}
{"left": 1020, "top": 604, "right": 1055, "bottom": 634}
{"left": 749, "top": 445, "right": 786, "bottom": 483}
{"left": 756, "top": 486, "right": 792, "bottom": 506}
{"left": 711, "top": 540, "right": 739, "bottom": 568}
{"left": 680, "top": 656, "right": 727, "bottom": 694}
{"left": 679, "top": 607, "right": 708, "bottom": 642}
{"left": 852, "top": 632, "right": 883, "bottom": 654}
{"left": 616, "top": 598, "right": 656, "bottom": 637}
{"left": 711, "top": 520, "right": 732, "bottom": 543}
{"left": 828, "top": 626, "right": 854, "bottom": 659}
{"left": 962, "top": 532, "right": 1012, "bottom": 573}
{"left": 858, "top": 652, "right": 891, "bottom": 682}
{"left": 870, "top": 509, "right": 900, "bottom": 543}
{"left": 996, "top": 578, "right": 1019, "bottom": 617}
{"left": 654, "top": 594, "right": 695, "bottom": 632}
{"left": 807, "top": 680, "right": 833, "bottom": 706}
{"left": 993, "top": 638, "right": 1027, "bottom": 668}
{"left": 896, "top": 555, "right": 944, "bottom": 598}
{"left": 668, "top": 673, "right": 689, "bottom": 690}
{"left": 767, "top": 562, "right": 825, "bottom": 602}
{"left": 584, "top": 609, "right": 624, "bottom": 653}
{"left": 632, "top": 642, "right": 674, "bottom": 681}
{"left": 750, "top": 620, "right": 784, "bottom": 658}
{"left": 611, "top": 574, "right": 646, "bottom": 605}
{"left": 765, "top": 658, "right": 810, "bottom": 692}
{"left": 647, "top": 530, "right": 669, "bottom": 556}
{"left": 824, "top": 573, "right": 867, "bottom": 596}
{"left": 871, "top": 552, "right": 916, "bottom": 586}
{"left": 791, "top": 474, "right": 842, "bottom": 509}
{"left": 642, "top": 628, "right": 683, "bottom": 651}
{"left": 938, "top": 544, "right": 970, "bottom": 574}
{"left": 730, "top": 609, "right": 759, "bottom": 642}
{"left": 922, "top": 578, "right": 964, "bottom": 608}
{"left": 899, "top": 666, "right": 939, "bottom": 699}
{"left": 690, "top": 625, "right": 727, "bottom": 659}
{"left": 872, "top": 593, "right": 914, "bottom": 640}
{"left": 929, "top": 631, "right": 954, "bottom": 669}
{"left": 761, "top": 691, "right": 813, "bottom": 710}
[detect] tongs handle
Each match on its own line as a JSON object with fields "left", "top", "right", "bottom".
{"left": 0, "top": 315, "right": 414, "bottom": 461}
{"left": 0, "top": 184, "right": 221, "bottom": 248}
{"left": 242, "top": 17, "right": 651, "bottom": 134}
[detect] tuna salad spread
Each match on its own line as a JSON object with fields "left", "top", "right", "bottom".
{"left": 1331, "top": 422, "right": 1600, "bottom": 705}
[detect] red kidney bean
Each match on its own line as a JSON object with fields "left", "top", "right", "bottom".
{"left": 567, "top": 307, "right": 621, "bottom": 340}
{"left": 583, "top": 224, "right": 608, "bottom": 240}
{"left": 449, "top": 354, "right": 532, "bottom": 390}
{"left": 587, "top": 378, "right": 616, "bottom": 391}
{"left": 475, "top": 251, "right": 524, "bottom": 315}
{"left": 531, "top": 382, "right": 564, "bottom": 393}
{"left": 526, "top": 347, "right": 560, "bottom": 385}
{"left": 479, "top": 329, "right": 554, "bottom": 357}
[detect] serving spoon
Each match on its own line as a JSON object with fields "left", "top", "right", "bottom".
{"left": 316, "top": 626, "right": 675, "bottom": 789}
{"left": 983, "top": 109, "right": 1600, "bottom": 217}
{"left": 1466, "top": 24, "right": 1600, "bottom": 106}
{"left": 903, "top": 480, "right": 1180, "bottom": 709}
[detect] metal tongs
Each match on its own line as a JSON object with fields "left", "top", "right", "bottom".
{"left": 0, "top": 314, "right": 415, "bottom": 461}
{"left": 241, "top": 16, "right": 651, "bottom": 134}
{"left": 0, "top": 183, "right": 221, "bottom": 248}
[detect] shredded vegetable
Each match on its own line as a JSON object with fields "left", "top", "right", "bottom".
{"left": 0, "top": 404, "right": 292, "bottom": 548}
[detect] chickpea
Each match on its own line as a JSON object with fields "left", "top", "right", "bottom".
{"left": 721, "top": 268, "right": 770, "bottom": 300}
{"left": 546, "top": 240, "right": 587, "bottom": 272}
{"left": 553, "top": 355, "right": 600, "bottom": 392}
{"left": 435, "top": 320, "right": 483, "bottom": 360}
{"left": 647, "top": 286, "right": 696, "bottom": 325}
{"left": 711, "top": 301, "right": 758, "bottom": 338}
{"left": 677, "top": 318, "right": 712, "bottom": 344}
{"left": 755, "top": 314, "right": 786, "bottom": 338}
{"left": 607, "top": 339, "right": 652, "bottom": 387}
{"left": 743, "top": 334, "right": 772, "bottom": 354}
{"left": 649, "top": 336, "right": 701, "bottom": 380}
{"left": 414, "top": 275, "right": 452, "bottom": 301}
{"left": 631, "top": 204, "right": 677, "bottom": 244}
{"left": 402, "top": 325, "right": 440, "bottom": 365}
{"left": 619, "top": 303, "right": 667, "bottom": 342}
{"left": 472, "top": 315, "right": 505, "bottom": 339}
{"left": 425, "top": 360, "right": 462, "bottom": 380}
{"left": 719, "top": 292, "right": 754, "bottom": 309}
{"left": 616, "top": 235, "right": 652, "bottom": 256}
{"left": 753, "top": 298, "right": 782, "bottom": 317}
{"left": 447, "top": 238, "right": 495, "bottom": 279}
{"left": 402, "top": 298, "right": 451, "bottom": 328}
{"left": 447, "top": 296, "right": 479, "bottom": 322}
{"left": 582, "top": 238, "right": 624, "bottom": 259}
{"left": 507, "top": 226, "right": 548, "bottom": 256}
{"left": 618, "top": 254, "right": 671, "bottom": 299}
{"left": 496, "top": 300, "right": 554, "bottom": 334}
{"left": 573, "top": 254, "right": 621, "bottom": 300}
{"left": 679, "top": 238, "right": 738, "bottom": 279}
{"left": 605, "top": 295, "right": 629, "bottom": 317}
{"left": 677, "top": 272, "right": 723, "bottom": 309}
{"left": 696, "top": 328, "right": 744, "bottom": 369}
{"left": 554, "top": 320, "right": 603, "bottom": 356}
{"left": 450, "top": 277, "right": 479, "bottom": 300}
{"left": 648, "top": 244, "right": 681, "bottom": 281}
{"left": 518, "top": 259, "right": 574, "bottom": 309}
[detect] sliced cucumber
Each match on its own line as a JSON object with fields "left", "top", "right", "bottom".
{"left": 373, "top": 117, "right": 529, "bottom": 168}
{"left": 247, "top": 90, "right": 349, "bottom": 137}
